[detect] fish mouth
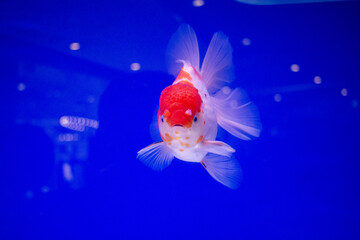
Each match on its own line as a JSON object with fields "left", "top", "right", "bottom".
{"left": 173, "top": 124, "right": 184, "bottom": 127}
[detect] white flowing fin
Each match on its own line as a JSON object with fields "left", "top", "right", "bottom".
{"left": 166, "top": 24, "right": 200, "bottom": 77}
{"left": 201, "top": 153, "right": 242, "bottom": 189}
{"left": 137, "top": 142, "right": 174, "bottom": 171}
{"left": 212, "top": 87, "right": 261, "bottom": 140}
{"left": 200, "top": 31, "right": 234, "bottom": 94}
{"left": 199, "top": 140, "right": 235, "bottom": 157}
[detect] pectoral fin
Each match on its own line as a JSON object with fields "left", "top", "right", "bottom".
{"left": 199, "top": 140, "right": 235, "bottom": 157}
{"left": 137, "top": 142, "right": 174, "bottom": 171}
{"left": 211, "top": 88, "right": 261, "bottom": 140}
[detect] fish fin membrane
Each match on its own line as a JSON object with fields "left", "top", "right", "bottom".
{"left": 137, "top": 142, "right": 174, "bottom": 171}
{"left": 201, "top": 153, "right": 242, "bottom": 189}
{"left": 166, "top": 24, "right": 200, "bottom": 77}
{"left": 211, "top": 88, "right": 262, "bottom": 140}
{"left": 200, "top": 140, "right": 235, "bottom": 157}
{"left": 200, "top": 31, "right": 234, "bottom": 94}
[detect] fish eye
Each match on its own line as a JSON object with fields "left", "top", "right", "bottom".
{"left": 193, "top": 116, "right": 198, "bottom": 122}
{"left": 161, "top": 117, "right": 164, "bottom": 123}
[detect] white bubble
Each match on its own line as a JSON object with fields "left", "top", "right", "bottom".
{"left": 274, "top": 93, "right": 282, "bottom": 102}
{"left": 59, "top": 116, "right": 69, "bottom": 126}
{"left": 70, "top": 42, "right": 80, "bottom": 50}
{"left": 192, "top": 0, "right": 205, "bottom": 7}
{"left": 130, "top": 62, "right": 141, "bottom": 71}
{"left": 221, "top": 86, "right": 231, "bottom": 95}
{"left": 290, "top": 64, "right": 300, "bottom": 72}
{"left": 17, "top": 83, "right": 26, "bottom": 91}
{"left": 314, "top": 76, "right": 321, "bottom": 84}
{"left": 341, "top": 88, "right": 348, "bottom": 96}
{"left": 242, "top": 38, "right": 251, "bottom": 46}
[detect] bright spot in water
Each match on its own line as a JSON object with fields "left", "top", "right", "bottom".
{"left": 314, "top": 76, "right": 321, "bottom": 84}
{"left": 60, "top": 116, "right": 99, "bottom": 131}
{"left": 274, "top": 93, "right": 282, "bottom": 102}
{"left": 242, "top": 38, "right": 251, "bottom": 46}
{"left": 59, "top": 116, "right": 69, "bottom": 126}
{"left": 17, "top": 83, "right": 26, "bottom": 91}
{"left": 192, "top": 0, "right": 205, "bottom": 7}
{"left": 63, "top": 163, "right": 73, "bottom": 181}
{"left": 70, "top": 42, "right": 80, "bottom": 50}
{"left": 341, "top": 88, "right": 348, "bottom": 96}
{"left": 290, "top": 64, "right": 300, "bottom": 72}
{"left": 130, "top": 62, "right": 141, "bottom": 71}
{"left": 221, "top": 86, "right": 231, "bottom": 95}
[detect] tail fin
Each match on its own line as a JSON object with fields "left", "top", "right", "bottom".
{"left": 166, "top": 24, "right": 200, "bottom": 77}
{"left": 200, "top": 31, "right": 234, "bottom": 94}
{"left": 211, "top": 87, "right": 261, "bottom": 140}
{"left": 201, "top": 153, "right": 242, "bottom": 189}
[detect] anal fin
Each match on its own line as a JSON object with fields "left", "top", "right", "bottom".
{"left": 201, "top": 154, "right": 241, "bottom": 189}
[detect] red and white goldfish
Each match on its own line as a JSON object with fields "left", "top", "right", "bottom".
{"left": 137, "top": 25, "right": 261, "bottom": 189}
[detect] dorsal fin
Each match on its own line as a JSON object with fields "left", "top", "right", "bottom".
{"left": 166, "top": 24, "right": 200, "bottom": 77}
{"left": 200, "top": 31, "right": 234, "bottom": 94}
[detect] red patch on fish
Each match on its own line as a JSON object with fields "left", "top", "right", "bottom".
{"left": 159, "top": 83, "right": 202, "bottom": 128}
{"left": 175, "top": 68, "right": 192, "bottom": 81}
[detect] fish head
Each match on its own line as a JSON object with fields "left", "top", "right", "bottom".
{"left": 158, "top": 83, "right": 202, "bottom": 130}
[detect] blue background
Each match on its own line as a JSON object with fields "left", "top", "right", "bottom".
{"left": 0, "top": 0, "right": 359, "bottom": 239}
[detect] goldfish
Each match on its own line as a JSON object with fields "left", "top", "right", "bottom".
{"left": 137, "top": 25, "right": 261, "bottom": 189}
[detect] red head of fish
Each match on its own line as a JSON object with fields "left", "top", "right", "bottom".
{"left": 159, "top": 83, "right": 202, "bottom": 128}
